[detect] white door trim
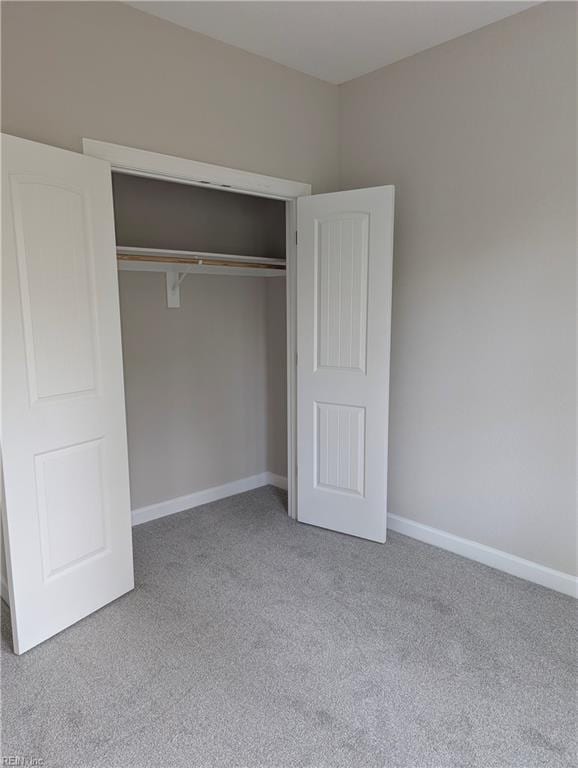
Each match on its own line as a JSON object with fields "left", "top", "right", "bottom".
{"left": 81, "top": 139, "right": 310, "bottom": 201}
{"left": 82, "top": 138, "right": 311, "bottom": 521}
{"left": 285, "top": 200, "right": 298, "bottom": 520}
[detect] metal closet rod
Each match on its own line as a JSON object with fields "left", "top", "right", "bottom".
{"left": 116, "top": 246, "right": 286, "bottom": 270}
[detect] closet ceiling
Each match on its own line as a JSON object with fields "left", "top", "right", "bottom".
{"left": 127, "top": 1, "right": 538, "bottom": 84}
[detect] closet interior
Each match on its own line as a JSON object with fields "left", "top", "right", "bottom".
{"left": 111, "top": 172, "right": 289, "bottom": 515}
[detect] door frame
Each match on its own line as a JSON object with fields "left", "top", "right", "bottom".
{"left": 82, "top": 139, "right": 310, "bottom": 521}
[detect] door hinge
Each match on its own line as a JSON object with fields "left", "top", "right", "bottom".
{"left": 295, "top": 231, "right": 298, "bottom": 245}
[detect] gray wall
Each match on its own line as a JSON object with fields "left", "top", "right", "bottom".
{"left": 1, "top": 1, "right": 339, "bottom": 192}
{"left": 112, "top": 173, "right": 286, "bottom": 260}
{"left": 1, "top": 1, "right": 337, "bottom": 507}
{"left": 1, "top": 2, "right": 575, "bottom": 576}
{"left": 112, "top": 172, "right": 289, "bottom": 507}
{"left": 265, "top": 280, "right": 288, "bottom": 477}
{"left": 118, "top": 272, "right": 282, "bottom": 509}
{"left": 339, "top": 3, "right": 577, "bottom": 575}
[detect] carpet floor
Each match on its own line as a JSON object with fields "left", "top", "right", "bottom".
{"left": 2, "top": 486, "right": 576, "bottom": 768}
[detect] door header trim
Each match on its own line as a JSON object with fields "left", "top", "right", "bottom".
{"left": 82, "top": 139, "right": 311, "bottom": 201}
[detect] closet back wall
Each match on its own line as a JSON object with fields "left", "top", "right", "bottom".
{"left": 119, "top": 272, "right": 277, "bottom": 509}
{"left": 112, "top": 173, "right": 286, "bottom": 258}
{"left": 113, "top": 177, "right": 288, "bottom": 508}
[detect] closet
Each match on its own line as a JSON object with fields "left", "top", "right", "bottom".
{"left": 110, "top": 173, "right": 288, "bottom": 517}
{"left": 2, "top": 133, "right": 394, "bottom": 654}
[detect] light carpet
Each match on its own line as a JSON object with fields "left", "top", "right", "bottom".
{"left": 2, "top": 486, "right": 576, "bottom": 767}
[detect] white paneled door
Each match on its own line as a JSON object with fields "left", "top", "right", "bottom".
{"left": 2, "top": 134, "right": 133, "bottom": 653}
{"left": 297, "top": 187, "right": 394, "bottom": 542}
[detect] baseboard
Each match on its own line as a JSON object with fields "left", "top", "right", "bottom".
{"left": 132, "top": 472, "right": 288, "bottom": 526}
{"left": 387, "top": 513, "right": 577, "bottom": 598}
{"left": 132, "top": 480, "right": 575, "bottom": 597}
{"left": 266, "top": 473, "right": 288, "bottom": 491}
{"left": 1, "top": 575, "right": 9, "bottom": 606}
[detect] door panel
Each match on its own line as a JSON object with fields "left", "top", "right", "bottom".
{"left": 316, "top": 402, "right": 365, "bottom": 496}
{"left": 35, "top": 438, "right": 108, "bottom": 579}
{"left": 11, "top": 176, "right": 98, "bottom": 401}
{"left": 297, "top": 187, "right": 394, "bottom": 542}
{"left": 316, "top": 213, "right": 369, "bottom": 372}
{"left": 2, "top": 134, "right": 133, "bottom": 653}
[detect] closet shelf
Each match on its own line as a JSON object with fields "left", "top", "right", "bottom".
{"left": 116, "top": 246, "right": 286, "bottom": 277}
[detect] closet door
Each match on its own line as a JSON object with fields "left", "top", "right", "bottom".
{"left": 297, "top": 187, "right": 394, "bottom": 542}
{"left": 2, "top": 134, "right": 133, "bottom": 653}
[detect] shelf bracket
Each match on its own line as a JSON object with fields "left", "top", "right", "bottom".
{"left": 166, "top": 264, "right": 195, "bottom": 307}
{"left": 166, "top": 272, "right": 181, "bottom": 308}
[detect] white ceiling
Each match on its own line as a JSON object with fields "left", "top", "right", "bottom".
{"left": 127, "top": 1, "right": 538, "bottom": 84}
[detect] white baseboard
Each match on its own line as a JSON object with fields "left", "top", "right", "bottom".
{"left": 266, "top": 473, "right": 288, "bottom": 491}
{"left": 1, "top": 575, "right": 9, "bottom": 606}
{"left": 387, "top": 513, "right": 577, "bottom": 598}
{"left": 132, "top": 478, "right": 575, "bottom": 598}
{"left": 132, "top": 472, "right": 287, "bottom": 526}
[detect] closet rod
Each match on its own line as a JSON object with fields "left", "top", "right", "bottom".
{"left": 116, "top": 246, "right": 285, "bottom": 268}
{"left": 117, "top": 254, "right": 285, "bottom": 271}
